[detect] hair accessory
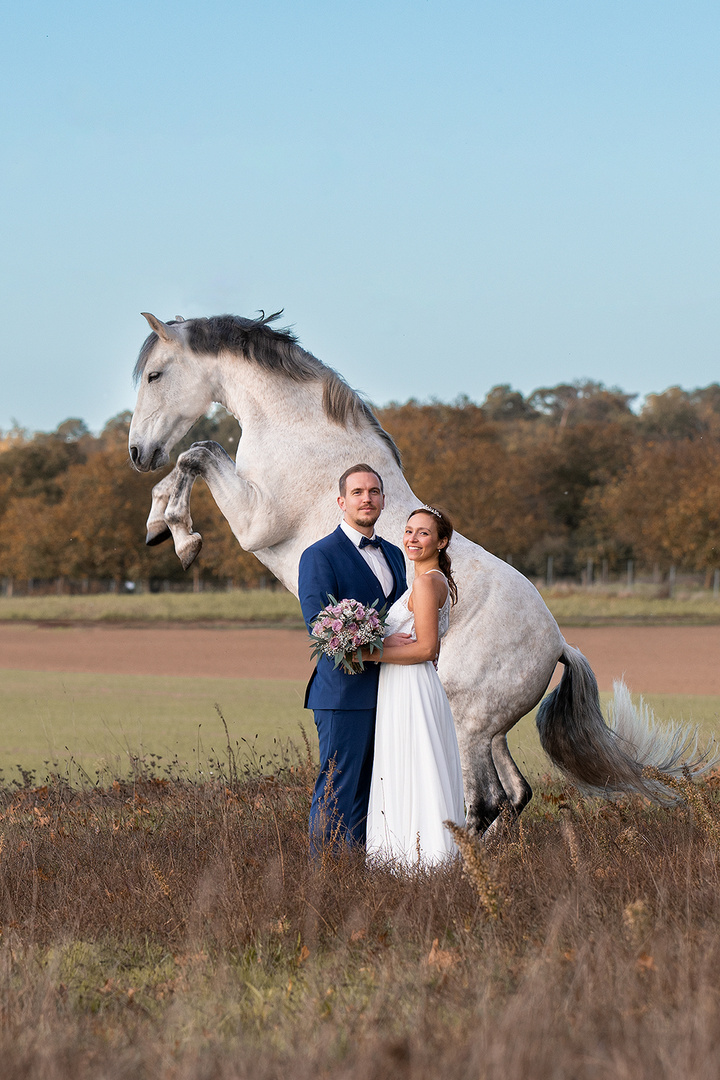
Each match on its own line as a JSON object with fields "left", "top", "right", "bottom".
{"left": 422, "top": 505, "right": 442, "bottom": 519}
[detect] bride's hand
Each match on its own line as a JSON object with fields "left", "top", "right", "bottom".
{"left": 383, "top": 632, "right": 414, "bottom": 648}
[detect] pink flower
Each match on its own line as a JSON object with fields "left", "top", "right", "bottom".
{"left": 331, "top": 619, "right": 343, "bottom": 632}
{"left": 329, "top": 636, "right": 340, "bottom": 650}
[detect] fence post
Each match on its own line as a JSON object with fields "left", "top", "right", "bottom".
{"left": 668, "top": 565, "right": 676, "bottom": 598}
{"left": 546, "top": 555, "right": 553, "bottom": 587}
{"left": 627, "top": 560, "right": 634, "bottom": 589}
{"left": 601, "top": 559, "right": 609, "bottom": 584}
{"left": 586, "top": 559, "right": 593, "bottom": 587}
{"left": 714, "top": 568, "right": 719, "bottom": 600}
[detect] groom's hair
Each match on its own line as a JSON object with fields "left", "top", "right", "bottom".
{"left": 338, "top": 464, "right": 384, "bottom": 496}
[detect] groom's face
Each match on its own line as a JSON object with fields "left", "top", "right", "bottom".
{"left": 337, "top": 471, "right": 385, "bottom": 531}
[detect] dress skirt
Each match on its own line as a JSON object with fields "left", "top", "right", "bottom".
{"left": 366, "top": 658, "right": 465, "bottom": 867}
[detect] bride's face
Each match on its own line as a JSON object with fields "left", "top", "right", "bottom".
{"left": 404, "top": 513, "right": 444, "bottom": 564}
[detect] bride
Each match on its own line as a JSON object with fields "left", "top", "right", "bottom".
{"left": 364, "top": 506, "right": 465, "bottom": 867}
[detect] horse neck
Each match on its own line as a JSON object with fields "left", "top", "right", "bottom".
{"left": 210, "top": 353, "right": 320, "bottom": 431}
{"left": 210, "top": 350, "right": 421, "bottom": 542}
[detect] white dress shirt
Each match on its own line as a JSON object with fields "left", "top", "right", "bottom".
{"left": 340, "top": 520, "right": 394, "bottom": 597}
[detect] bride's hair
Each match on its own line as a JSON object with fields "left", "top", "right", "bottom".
{"left": 407, "top": 506, "right": 458, "bottom": 606}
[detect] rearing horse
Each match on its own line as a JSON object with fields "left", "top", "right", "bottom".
{"left": 128, "top": 311, "right": 707, "bottom": 833}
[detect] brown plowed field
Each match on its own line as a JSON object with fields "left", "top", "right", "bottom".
{"left": 0, "top": 624, "right": 718, "bottom": 695}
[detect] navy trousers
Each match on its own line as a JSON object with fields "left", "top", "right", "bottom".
{"left": 310, "top": 707, "right": 376, "bottom": 850}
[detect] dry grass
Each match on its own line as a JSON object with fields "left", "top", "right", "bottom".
{"left": 3, "top": 751, "right": 720, "bottom": 1078}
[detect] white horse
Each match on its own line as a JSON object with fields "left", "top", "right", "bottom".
{"left": 128, "top": 311, "right": 710, "bottom": 834}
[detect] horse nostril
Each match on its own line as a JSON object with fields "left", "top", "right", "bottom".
{"left": 129, "top": 445, "right": 139, "bottom": 466}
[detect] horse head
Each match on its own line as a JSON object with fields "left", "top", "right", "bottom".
{"left": 129, "top": 313, "right": 215, "bottom": 472}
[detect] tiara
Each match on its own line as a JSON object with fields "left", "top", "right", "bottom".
{"left": 421, "top": 505, "right": 442, "bottom": 519}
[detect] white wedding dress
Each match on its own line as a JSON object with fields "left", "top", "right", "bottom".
{"left": 366, "top": 571, "right": 465, "bottom": 867}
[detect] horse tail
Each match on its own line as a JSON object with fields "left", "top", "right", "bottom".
{"left": 536, "top": 643, "right": 716, "bottom": 799}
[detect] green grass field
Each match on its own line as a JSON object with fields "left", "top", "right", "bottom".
{"left": 0, "top": 590, "right": 304, "bottom": 624}
{"left": 542, "top": 584, "right": 720, "bottom": 624}
{"left": 0, "top": 670, "right": 310, "bottom": 783}
{"left": 1, "top": 583, "right": 719, "bottom": 624}
{"left": 2, "top": 667, "right": 718, "bottom": 784}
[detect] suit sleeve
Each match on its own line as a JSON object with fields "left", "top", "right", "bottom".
{"left": 298, "top": 546, "right": 340, "bottom": 634}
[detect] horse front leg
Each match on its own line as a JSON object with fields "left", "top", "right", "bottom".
{"left": 145, "top": 440, "right": 277, "bottom": 573}
{"left": 143, "top": 465, "right": 204, "bottom": 571}
{"left": 158, "top": 440, "right": 245, "bottom": 570}
{"left": 145, "top": 472, "right": 175, "bottom": 547}
{"left": 144, "top": 441, "right": 236, "bottom": 571}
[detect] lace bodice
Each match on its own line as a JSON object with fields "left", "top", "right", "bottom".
{"left": 384, "top": 571, "right": 451, "bottom": 641}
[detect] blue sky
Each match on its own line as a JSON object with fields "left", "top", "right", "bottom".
{"left": 2, "top": 0, "right": 719, "bottom": 433}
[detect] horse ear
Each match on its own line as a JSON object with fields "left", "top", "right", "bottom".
{"left": 141, "top": 312, "right": 174, "bottom": 341}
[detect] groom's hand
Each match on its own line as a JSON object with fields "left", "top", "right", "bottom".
{"left": 383, "top": 633, "right": 414, "bottom": 648}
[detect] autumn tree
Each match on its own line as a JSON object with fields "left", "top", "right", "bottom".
{"left": 0, "top": 494, "right": 63, "bottom": 582}
{"left": 378, "top": 400, "right": 551, "bottom": 566}
{"left": 586, "top": 439, "right": 720, "bottom": 575}
{"left": 528, "top": 381, "right": 636, "bottom": 428}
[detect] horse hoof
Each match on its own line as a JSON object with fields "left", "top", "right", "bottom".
{"left": 178, "top": 533, "right": 203, "bottom": 570}
{"left": 146, "top": 522, "right": 172, "bottom": 547}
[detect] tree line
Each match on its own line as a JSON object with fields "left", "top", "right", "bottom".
{"left": 1, "top": 380, "right": 719, "bottom": 592}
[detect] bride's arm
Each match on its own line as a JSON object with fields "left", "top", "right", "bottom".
{"left": 363, "top": 573, "right": 444, "bottom": 666}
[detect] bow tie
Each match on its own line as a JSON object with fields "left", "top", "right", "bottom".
{"left": 359, "top": 535, "right": 382, "bottom": 549}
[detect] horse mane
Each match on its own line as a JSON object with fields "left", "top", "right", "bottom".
{"left": 134, "top": 312, "right": 401, "bottom": 466}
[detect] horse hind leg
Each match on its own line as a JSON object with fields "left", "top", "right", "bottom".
{"left": 463, "top": 740, "right": 512, "bottom": 836}
{"left": 492, "top": 733, "right": 532, "bottom": 815}
{"left": 479, "top": 734, "right": 533, "bottom": 842}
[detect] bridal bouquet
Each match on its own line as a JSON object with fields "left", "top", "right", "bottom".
{"left": 310, "top": 595, "right": 387, "bottom": 675}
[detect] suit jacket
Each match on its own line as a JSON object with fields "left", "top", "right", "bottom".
{"left": 298, "top": 525, "right": 407, "bottom": 710}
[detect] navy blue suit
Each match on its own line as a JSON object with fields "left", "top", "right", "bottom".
{"left": 298, "top": 525, "right": 406, "bottom": 848}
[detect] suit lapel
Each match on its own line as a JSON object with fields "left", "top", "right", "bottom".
{"left": 333, "top": 526, "right": 407, "bottom": 605}
{"left": 334, "top": 527, "right": 387, "bottom": 601}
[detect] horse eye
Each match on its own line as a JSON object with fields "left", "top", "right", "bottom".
{"left": 148, "top": 371, "right": 161, "bottom": 383}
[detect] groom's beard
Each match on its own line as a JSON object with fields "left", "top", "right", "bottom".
{"left": 349, "top": 509, "right": 382, "bottom": 530}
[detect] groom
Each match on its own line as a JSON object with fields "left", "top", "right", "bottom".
{"left": 298, "top": 464, "right": 407, "bottom": 851}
